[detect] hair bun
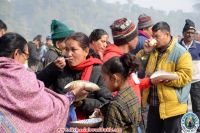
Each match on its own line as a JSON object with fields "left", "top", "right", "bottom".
{"left": 120, "top": 53, "right": 140, "bottom": 74}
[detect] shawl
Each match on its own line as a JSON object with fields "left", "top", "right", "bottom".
{"left": 0, "top": 57, "right": 70, "bottom": 133}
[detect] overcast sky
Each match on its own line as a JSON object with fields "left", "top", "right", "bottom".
{"left": 104, "top": 0, "right": 198, "bottom": 12}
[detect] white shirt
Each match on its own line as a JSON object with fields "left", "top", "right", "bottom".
{"left": 182, "top": 40, "right": 193, "bottom": 50}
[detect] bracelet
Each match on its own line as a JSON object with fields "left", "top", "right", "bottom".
{"left": 65, "top": 91, "right": 76, "bottom": 104}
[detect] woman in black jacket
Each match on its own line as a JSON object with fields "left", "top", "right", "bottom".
{"left": 37, "top": 32, "right": 112, "bottom": 119}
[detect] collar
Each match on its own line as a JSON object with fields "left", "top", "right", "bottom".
{"left": 182, "top": 40, "right": 193, "bottom": 50}
{"left": 50, "top": 46, "right": 62, "bottom": 56}
{"left": 181, "top": 40, "right": 197, "bottom": 50}
{"left": 153, "top": 36, "right": 177, "bottom": 54}
{"left": 117, "top": 86, "right": 132, "bottom": 96}
{"left": 157, "top": 36, "right": 173, "bottom": 53}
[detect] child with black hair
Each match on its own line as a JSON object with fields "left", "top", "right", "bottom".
{"left": 92, "top": 53, "right": 141, "bottom": 133}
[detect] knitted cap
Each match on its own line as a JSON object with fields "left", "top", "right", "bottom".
{"left": 110, "top": 18, "right": 138, "bottom": 46}
{"left": 51, "top": 20, "right": 74, "bottom": 40}
{"left": 138, "top": 13, "right": 153, "bottom": 30}
{"left": 182, "top": 19, "right": 195, "bottom": 33}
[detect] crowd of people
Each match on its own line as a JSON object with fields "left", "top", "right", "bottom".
{"left": 0, "top": 13, "right": 200, "bottom": 133}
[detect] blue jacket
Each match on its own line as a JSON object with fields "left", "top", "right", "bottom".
{"left": 179, "top": 40, "right": 200, "bottom": 60}
{"left": 132, "top": 31, "right": 150, "bottom": 78}
{"left": 131, "top": 32, "right": 149, "bottom": 55}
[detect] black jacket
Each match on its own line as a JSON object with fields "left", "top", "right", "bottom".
{"left": 43, "top": 47, "right": 63, "bottom": 68}
{"left": 27, "top": 41, "right": 40, "bottom": 68}
{"left": 37, "top": 64, "right": 112, "bottom": 116}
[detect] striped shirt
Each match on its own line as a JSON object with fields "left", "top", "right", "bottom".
{"left": 103, "top": 86, "right": 141, "bottom": 133}
{"left": 148, "top": 52, "right": 163, "bottom": 106}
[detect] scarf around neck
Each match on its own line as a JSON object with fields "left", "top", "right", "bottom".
{"left": 103, "top": 44, "right": 124, "bottom": 62}
{"left": 138, "top": 30, "right": 151, "bottom": 39}
{"left": 72, "top": 56, "right": 102, "bottom": 80}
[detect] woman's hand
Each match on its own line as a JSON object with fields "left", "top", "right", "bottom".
{"left": 89, "top": 108, "right": 103, "bottom": 119}
{"left": 71, "top": 86, "right": 89, "bottom": 102}
{"left": 54, "top": 57, "right": 66, "bottom": 70}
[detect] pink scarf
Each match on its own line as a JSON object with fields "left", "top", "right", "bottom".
{"left": 0, "top": 57, "right": 70, "bottom": 133}
{"left": 138, "top": 30, "right": 151, "bottom": 39}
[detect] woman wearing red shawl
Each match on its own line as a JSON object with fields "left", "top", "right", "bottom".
{"left": 89, "top": 29, "right": 109, "bottom": 60}
{"left": 0, "top": 33, "right": 85, "bottom": 133}
{"left": 37, "top": 32, "right": 112, "bottom": 120}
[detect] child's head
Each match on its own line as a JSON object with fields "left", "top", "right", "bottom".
{"left": 102, "top": 53, "right": 140, "bottom": 92}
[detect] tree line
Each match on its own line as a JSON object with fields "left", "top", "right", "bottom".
{"left": 1, "top": 0, "right": 200, "bottom": 41}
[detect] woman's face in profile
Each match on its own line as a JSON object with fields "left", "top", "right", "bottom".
{"left": 65, "top": 39, "right": 89, "bottom": 67}
{"left": 14, "top": 44, "right": 29, "bottom": 65}
{"left": 91, "top": 34, "right": 108, "bottom": 53}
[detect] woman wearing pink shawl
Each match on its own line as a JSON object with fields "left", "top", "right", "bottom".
{"left": 0, "top": 32, "right": 84, "bottom": 133}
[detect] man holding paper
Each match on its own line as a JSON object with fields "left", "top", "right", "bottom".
{"left": 140, "top": 21, "right": 193, "bottom": 133}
